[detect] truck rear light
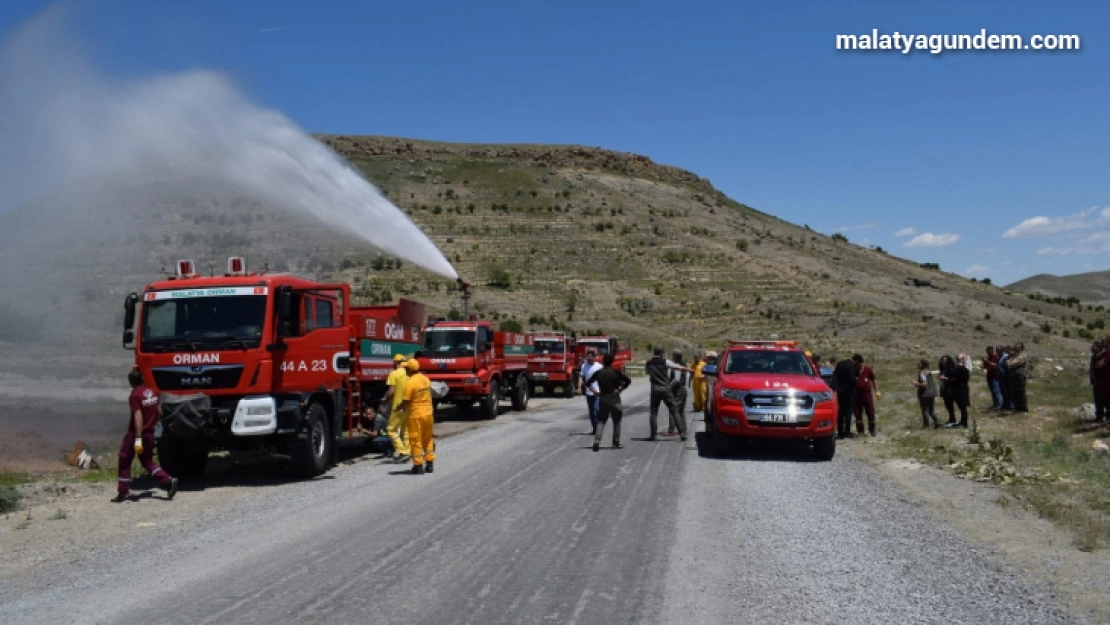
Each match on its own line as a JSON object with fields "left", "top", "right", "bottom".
{"left": 176, "top": 259, "right": 197, "bottom": 278}
{"left": 227, "top": 256, "right": 247, "bottom": 276}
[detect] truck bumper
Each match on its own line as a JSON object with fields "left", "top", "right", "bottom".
{"left": 713, "top": 407, "right": 837, "bottom": 439}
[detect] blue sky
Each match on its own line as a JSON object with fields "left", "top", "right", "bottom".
{"left": 2, "top": 0, "right": 1107, "bottom": 284}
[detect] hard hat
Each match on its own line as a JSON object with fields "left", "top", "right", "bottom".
{"left": 404, "top": 359, "right": 420, "bottom": 372}
{"left": 393, "top": 354, "right": 406, "bottom": 362}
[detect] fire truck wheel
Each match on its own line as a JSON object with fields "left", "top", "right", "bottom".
{"left": 157, "top": 437, "right": 208, "bottom": 480}
{"left": 562, "top": 381, "right": 574, "bottom": 398}
{"left": 813, "top": 434, "right": 836, "bottom": 461}
{"left": 512, "top": 378, "right": 529, "bottom": 411}
{"left": 292, "top": 403, "right": 331, "bottom": 477}
{"left": 483, "top": 381, "right": 500, "bottom": 420}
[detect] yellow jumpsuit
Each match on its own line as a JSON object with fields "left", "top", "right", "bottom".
{"left": 692, "top": 361, "right": 708, "bottom": 412}
{"left": 385, "top": 367, "right": 410, "bottom": 456}
{"left": 402, "top": 371, "right": 436, "bottom": 467}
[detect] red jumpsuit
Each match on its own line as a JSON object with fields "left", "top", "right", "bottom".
{"left": 118, "top": 385, "right": 173, "bottom": 497}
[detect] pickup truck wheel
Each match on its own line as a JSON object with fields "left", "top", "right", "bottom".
{"left": 710, "top": 430, "right": 731, "bottom": 458}
{"left": 813, "top": 434, "right": 836, "bottom": 461}
{"left": 483, "top": 381, "right": 499, "bottom": 420}
{"left": 512, "top": 378, "right": 529, "bottom": 411}
{"left": 292, "top": 403, "right": 331, "bottom": 477}
{"left": 157, "top": 436, "right": 208, "bottom": 480}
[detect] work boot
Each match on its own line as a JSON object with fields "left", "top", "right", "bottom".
{"left": 592, "top": 442, "right": 600, "bottom": 452}
{"left": 110, "top": 494, "right": 136, "bottom": 503}
{"left": 165, "top": 477, "right": 179, "bottom": 501}
{"left": 412, "top": 464, "right": 425, "bottom": 475}
{"left": 613, "top": 441, "right": 623, "bottom": 449}
{"left": 395, "top": 454, "right": 411, "bottom": 464}
{"left": 425, "top": 461, "right": 434, "bottom": 474}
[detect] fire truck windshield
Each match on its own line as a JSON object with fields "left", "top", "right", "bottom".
{"left": 140, "top": 295, "right": 266, "bottom": 351}
{"left": 422, "top": 328, "right": 475, "bottom": 355}
{"left": 535, "top": 339, "right": 565, "bottom": 354}
{"left": 579, "top": 341, "right": 609, "bottom": 354}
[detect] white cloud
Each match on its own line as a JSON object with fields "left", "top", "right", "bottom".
{"left": 964, "top": 264, "right": 990, "bottom": 277}
{"left": 904, "top": 232, "right": 960, "bottom": 248}
{"left": 1002, "top": 207, "right": 1099, "bottom": 238}
{"left": 835, "top": 222, "right": 876, "bottom": 232}
{"left": 982, "top": 247, "right": 998, "bottom": 253}
{"left": 1036, "top": 247, "right": 1073, "bottom": 255}
{"left": 895, "top": 227, "right": 916, "bottom": 237}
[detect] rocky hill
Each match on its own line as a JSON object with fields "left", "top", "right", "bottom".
{"left": 0, "top": 135, "right": 1105, "bottom": 380}
{"left": 1006, "top": 270, "right": 1110, "bottom": 308}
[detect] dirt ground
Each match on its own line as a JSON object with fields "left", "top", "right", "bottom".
{"left": 0, "top": 394, "right": 563, "bottom": 581}
{"left": 3, "top": 383, "right": 1108, "bottom": 623}
{"left": 844, "top": 441, "right": 1110, "bottom": 625}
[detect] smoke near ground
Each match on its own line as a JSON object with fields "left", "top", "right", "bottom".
{"left": 0, "top": 8, "right": 457, "bottom": 280}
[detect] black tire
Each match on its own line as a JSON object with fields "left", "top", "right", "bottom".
{"left": 711, "top": 430, "right": 731, "bottom": 458}
{"left": 813, "top": 435, "right": 836, "bottom": 461}
{"left": 483, "top": 381, "right": 500, "bottom": 420}
{"left": 292, "top": 403, "right": 331, "bottom": 477}
{"left": 512, "top": 378, "right": 529, "bottom": 411}
{"left": 157, "top": 436, "right": 208, "bottom": 480}
{"left": 562, "top": 379, "right": 574, "bottom": 398}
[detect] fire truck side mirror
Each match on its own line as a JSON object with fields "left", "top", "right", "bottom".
{"left": 122, "top": 292, "right": 138, "bottom": 349}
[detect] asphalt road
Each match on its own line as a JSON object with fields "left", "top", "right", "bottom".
{"left": 0, "top": 380, "right": 1078, "bottom": 624}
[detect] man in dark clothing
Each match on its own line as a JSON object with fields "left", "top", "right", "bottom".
{"left": 115, "top": 370, "right": 177, "bottom": 502}
{"left": 1006, "top": 342, "right": 1029, "bottom": 413}
{"left": 1092, "top": 339, "right": 1107, "bottom": 422}
{"left": 982, "top": 346, "right": 1001, "bottom": 410}
{"left": 586, "top": 353, "right": 633, "bottom": 451}
{"left": 940, "top": 355, "right": 971, "bottom": 427}
{"left": 669, "top": 350, "right": 689, "bottom": 437}
{"left": 833, "top": 356, "right": 858, "bottom": 438}
{"left": 645, "top": 347, "right": 691, "bottom": 441}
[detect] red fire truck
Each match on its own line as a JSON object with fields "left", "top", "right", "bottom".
{"left": 415, "top": 319, "right": 533, "bottom": 420}
{"left": 527, "top": 332, "right": 578, "bottom": 397}
{"left": 574, "top": 335, "right": 633, "bottom": 373}
{"left": 122, "top": 257, "right": 423, "bottom": 479}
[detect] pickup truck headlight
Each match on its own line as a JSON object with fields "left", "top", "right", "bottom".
{"left": 721, "top": 388, "right": 745, "bottom": 400}
{"left": 811, "top": 391, "right": 833, "bottom": 403}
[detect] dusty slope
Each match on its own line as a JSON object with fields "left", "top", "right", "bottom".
{"left": 0, "top": 134, "right": 1102, "bottom": 375}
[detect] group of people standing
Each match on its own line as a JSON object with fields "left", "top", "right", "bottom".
{"left": 578, "top": 347, "right": 718, "bottom": 450}
{"left": 911, "top": 343, "right": 1030, "bottom": 430}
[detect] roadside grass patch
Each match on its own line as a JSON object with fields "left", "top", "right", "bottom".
{"left": 874, "top": 357, "right": 1110, "bottom": 550}
{"left": 0, "top": 470, "right": 33, "bottom": 514}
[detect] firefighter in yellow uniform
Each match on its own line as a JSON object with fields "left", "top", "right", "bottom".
{"left": 399, "top": 359, "right": 436, "bottom": 475}
{"left": 381, "top": 354, "right": 410, "bottom": 461}
{"left": 691, "top": 354, "right": 708, "bottom": 413}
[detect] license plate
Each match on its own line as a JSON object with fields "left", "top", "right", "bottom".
{"left": 533, "top": 373, "right": 548, "bottom": 379}
{"left": 760, "top": 413, "right": 795, "bottom": 423}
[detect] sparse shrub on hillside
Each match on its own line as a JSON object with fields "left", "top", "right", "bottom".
{"left": 982, "top": 277, "right": 992, "bottom": 285}
{"left": 831, "top": 233, "right": 848, "bottom": 243}
{"left": 1040, "top": 321, "right": 1052, "bottom": 333}
{"left": 566, "top": 292, "right": 578, "bottom": 313}
{"left": 485, "top": 265, "right": 512, "bottom": 289}
{"left": 447, "top": 306, "right": 461, "bottom": 321}
{"left": 1063, "top": 329, "right": 1071, "bottom": 338}
{"left": 984, "top": 313, "right": 991, "bottom": 320}
{"left": 975, "top": 324, "right": 985, "bottom": 332}
{"left": 499, "top": 319, "right": 523, "bottom": 332}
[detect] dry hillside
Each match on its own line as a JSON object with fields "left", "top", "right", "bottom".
{"left": 0, "top": 135, "right": 1105, "bottom": 380}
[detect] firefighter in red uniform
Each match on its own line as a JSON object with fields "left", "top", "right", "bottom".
{"left": 114, "top": 370, "right": 178, "bottom": 502}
